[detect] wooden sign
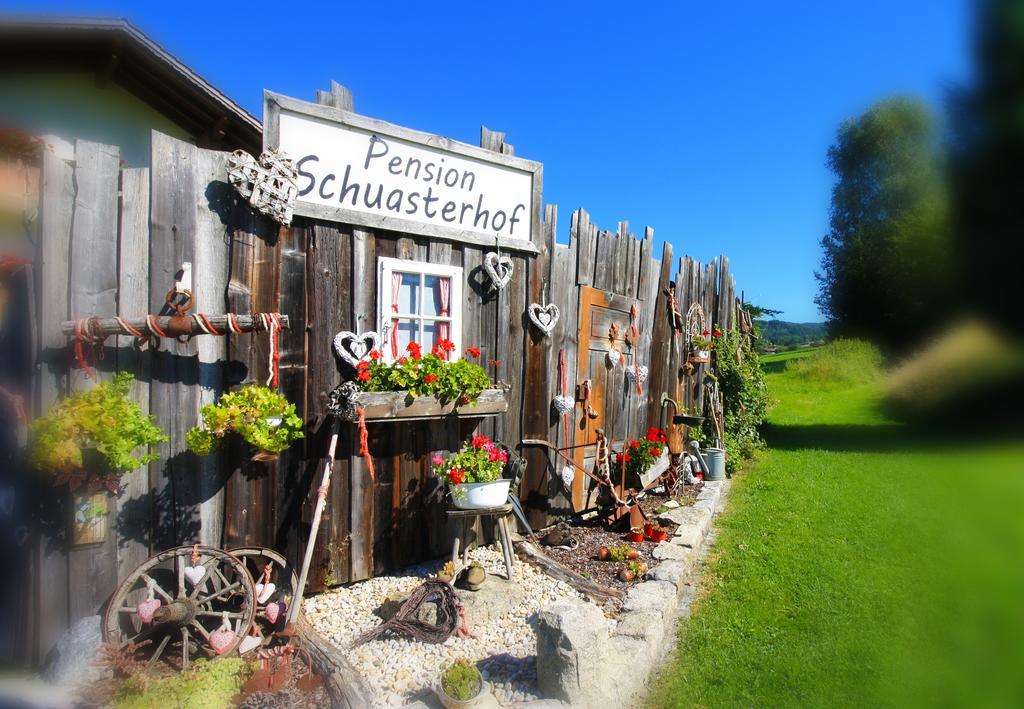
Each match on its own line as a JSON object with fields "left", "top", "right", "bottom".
{"left": 264, "top": 91, "right": 542, "bottom": 253}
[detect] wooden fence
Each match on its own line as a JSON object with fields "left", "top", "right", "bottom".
{"left": 24, "top": 101, "right": 741, "bottom": 662}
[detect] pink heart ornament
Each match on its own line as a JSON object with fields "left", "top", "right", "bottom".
{"left": 238, "top": 635, "right": 262, "bottom": 655}
{"left": 136, "top": 599, "right": 161, "bottom": 623}
{"left": 209, "top": 629, "right": 237, "bottom": 655}
{"left": 264, "top": 601, "right": 283, "bottom": 624}
{"left": 255, "top": 582, "right": 276, "bottom": 604}
{"left": 184, "top": 565, "right": 206, "bottom": 586}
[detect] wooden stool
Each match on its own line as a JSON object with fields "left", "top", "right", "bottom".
{"left": 447, "top": 503, "right": 515, "bottom": 580}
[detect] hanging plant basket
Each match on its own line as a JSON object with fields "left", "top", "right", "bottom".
{"left": 187, "top": 385, "right": 303, "bottom": 461}
{"left": 678, "top": 414, "right": 705, "bottom": 427}
{"left": 29, "top": 373, "right": 167, "bottom": 496}
{"left": 688, "top": 349, "right": 711, "bottom": 364}
{"left": 352, "top": 386, "right": 510, "bottom": 422}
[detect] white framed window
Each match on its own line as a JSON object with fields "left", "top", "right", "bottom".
{"left": 378, "top": 257, "right": 463, "bottom": 362}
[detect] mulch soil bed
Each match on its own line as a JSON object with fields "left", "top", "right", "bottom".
{"left": 539, "top": 481, "right": 703, "bottom": 598}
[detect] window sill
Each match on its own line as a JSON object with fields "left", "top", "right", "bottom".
{"left": 352, "top": 386, "right": 510, "bottom": 422}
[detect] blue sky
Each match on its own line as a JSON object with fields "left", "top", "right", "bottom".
{"left": 13, "top": 1, "right": 971, "bottom": 320}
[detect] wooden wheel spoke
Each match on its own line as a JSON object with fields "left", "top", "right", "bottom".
{"left": 196, "top": 610, "right": 244, "bottom": 619}
{"left": 189, "top": 620, "right": 211, "bottom": 641}
{"left": 176, "top": 555, "right": 185, "bottom": 598}
{"left": 140, "top": 573, "right": 173, "bottom": 603}
{"left": 146, "top": 635, "right": 171, "bottom": 668}
{"left": 126, "top": 622, "right": 166, "bottom": 647}
{"left": 181, "top": 628, "right": 189, "bottom": 670}
{"left": 197, "top": 581, "right": 242, "bottom": 605}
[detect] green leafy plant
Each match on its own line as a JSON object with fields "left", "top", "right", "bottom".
{"left": 624, "top": 559, "right": 648, "bottom": 578}
{"left": 440, "top": 658, "right": 482, "bottom": 702}
{"left": 616, "top": 428, "right": 667, "bottom": 479}
{"left": 432, "top": 434, "right": 508, "bottom": 495}
{"left": 705, "top": 325, "right": 770, "bottom": 473}
{"left": 187, "top": 385, "right": 303, "bottom": 457}
{"left": 112, "top": 658, "right": 251, "bottom": 709}
{"left": 29, "top": 373, "right": 167, "bottom": 494}
{"left": 601, "top": 544, "right": 638, "bottom": 562}
{"left": 357, "top": 342, "right": 492, "bottom": 405}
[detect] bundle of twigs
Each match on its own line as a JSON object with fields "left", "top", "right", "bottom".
{"left": 350, "top": 579, "right": 458, "bottom": 646}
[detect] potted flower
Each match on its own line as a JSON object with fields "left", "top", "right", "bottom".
{"left": 350, "top": 344, "right": 505, "bottom": 420}
{"left": 29, "top": 372, "right": 167, "bottom": 496}
{"left": 436, "top": 658, "right": 485, "bottom": 708}
{"left": 436, "top": 560, "right": 456, "bottom": 584}
{"left": 599, "top": 544, "right": 638, "bottom": 562}
{"left": 618, "top": 559, "right": 648, "bottom": 582}
{"left": 187, "top": 385, "right": 303, "bottom": 462}
{"left": 625, "top": 527, "right": 645, "bottom": 543}
{"left": 433, "top": 434, "right": 510, "bottom": 509}
{"left": 616, "top": 429, "right": 667, "bottom": 480}
{"left": 644, "top": 522, "right": 669, "bottom": 543}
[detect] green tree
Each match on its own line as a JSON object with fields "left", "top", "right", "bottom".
{"left": 815, "top": 98, "right": 952, "bottom": 349}
{"left": 950, "top": 0, "right": 1024, "bottom": 335}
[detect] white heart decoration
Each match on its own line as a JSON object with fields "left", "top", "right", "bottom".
{"left": 606, "top": 348, "right": 621, "bottom": 367}
{"left": 561, "top": 465, "right": 576, "bottom": 494}
{"left": 238, "top": 635, "right": 262, "bottom": 655}
{"left": 483, "top": 252, "right": 513, "bottom": 290}
{"left": 264, "top": 601, "right": 283, "bottom": 624}
{"left": 528, "top": 303, "right": 559, "bottom": 336}
{"left": 136, "top": 599, "right": 161, "bottom": 624}
{"left": 333, "top": 331, "right": 381, "bottom": 368}
{"left": 255, "top": 582, "right": 276, "bottom": 604}
{"left": 626, "top": 364, "right": 650, "bottom": 384}
{"left": 209, "top": 629, "right": 237, "bottom": 655}
{"left": 184, "top": 565, "right": 206, "bottom": 586}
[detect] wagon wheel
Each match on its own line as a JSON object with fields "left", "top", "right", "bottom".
{"left": 102, "top": 545, "right": 256, "bottom": 671}
{"left": 228, "top": 547, "right": 298, "bottom": 646}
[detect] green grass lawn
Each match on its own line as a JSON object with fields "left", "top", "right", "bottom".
{"left": 649, "top": 345, "right": 1024, "bottom": 708}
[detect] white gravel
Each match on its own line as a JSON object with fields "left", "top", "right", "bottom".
{"left": 304, "top": 545, "right": 598, "bottom": 706}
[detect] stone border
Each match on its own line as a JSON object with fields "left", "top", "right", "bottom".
{"left": 532, "top": 480, "right": 730, "bottom": 706}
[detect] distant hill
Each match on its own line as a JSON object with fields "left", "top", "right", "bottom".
{"left": 755, "top": 320, "right": 827, "bottom": 351}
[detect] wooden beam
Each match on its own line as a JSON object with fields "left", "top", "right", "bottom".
{"left": 60, "top": 313, "right": 289, "bottom": 337}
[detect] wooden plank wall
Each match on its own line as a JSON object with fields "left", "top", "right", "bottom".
{"left": 28, "top": 117, "right": 742, "bottom": 658}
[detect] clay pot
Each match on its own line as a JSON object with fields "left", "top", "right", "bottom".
{"left": 625, "top": 530, "right": 644, "bottom": 543}
{"left": 618, "top": 568, "right": 635, "bottom": 582}
{"left": 599, "top": 546, "right": 610, "bottom": 561}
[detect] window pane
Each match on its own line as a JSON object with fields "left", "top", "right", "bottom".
{"left": 397, "top": 273, "right": 419, "bottom": 315}
{"left": 424, "top": 275, "right": 451, "bottom": 317}
{"left": 393, "top": 318, "right": 419, "bottom": 354}
{"left": 423, "top": 320, "right": 455, "bottom": 353}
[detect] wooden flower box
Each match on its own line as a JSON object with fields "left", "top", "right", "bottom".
{"left": 638, "top": 452, "right": 671, "bottom": 488}
{"left": 352, "top": 386, "right": 510, "bottom": 422}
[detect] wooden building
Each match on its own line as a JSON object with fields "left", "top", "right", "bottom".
{"left": 18, "top": 78, "right": 741, "bottom": 662}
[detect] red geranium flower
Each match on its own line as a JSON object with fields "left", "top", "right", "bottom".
{"left": 472, "top": 434, "right": 490, "bottom": 449}
{"left": 466, "top": 347, "right": 480, "bottom": 358}
{"left": 398, "top": 357, "right": 408, "bottom": 365}
{"left": 702, "top": 330, "right": 709, "bottom": 336}
{"left": 357, "top": 371, "right": 371, "bottom": 382}
{"left": 652, "top": 448, "right": 662, "bottom": 457}
{"left": 438, "top": 338, "right": 456, "bottom": 353}
{"left": 487, "top": 359, "right": 501, "bottom": 367}
{"left": 449, "top": 468, "right": 465, "bottom": 485}
{"left": 356, "top": 360, "right": 370, "bottom": 371}
{"left": 713, "top": 329, "right": 722, "bottom": 337}
{"left": 424, "top": 374, "right": 438, "bottom": 384}
{"left": 369, "top": 349, "right": 382, "bottom": 360}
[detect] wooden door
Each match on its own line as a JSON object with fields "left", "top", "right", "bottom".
{"left": 572, "top": 286, "right": 641, "bottom": 510}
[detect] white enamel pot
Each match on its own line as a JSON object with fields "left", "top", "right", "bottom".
{"left": 451, "top": 480, "right": 511, "bottom": 510}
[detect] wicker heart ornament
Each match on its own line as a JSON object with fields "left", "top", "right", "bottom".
{"left": 333, "top": 331, "right": 381, "bottom": 368}
{"left": 625, "top": 364, "right": 649, "bottom": 384}
{"left": 528, "top": 303, "right": 559, "bottom": 336}
{"left": 483, "top": 252, "right": 513, "bottom": 290}
{"left": 264, "top": 601, "right": 284, "bottom": 624}
{"left": 552, "top": 395, "right": 575, "bottom": 416}
{"left": 226, "top": 149, "right": 299, "bottom": 226}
